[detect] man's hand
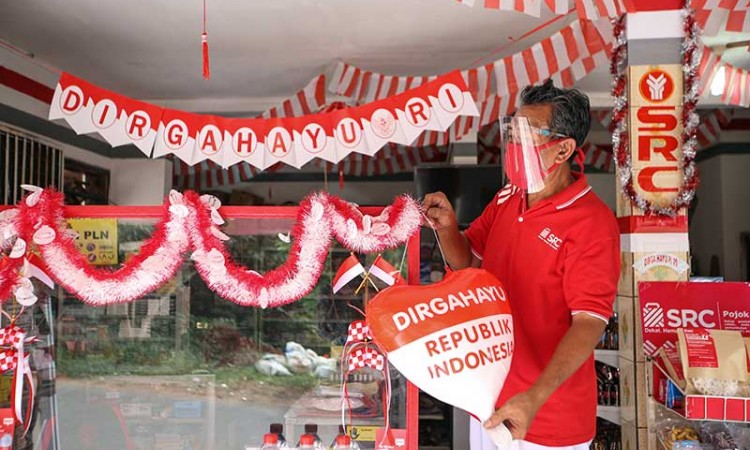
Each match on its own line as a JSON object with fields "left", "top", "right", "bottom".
{"left": 422, "top": 192, "right": 458, "bottom": 232}
{"left": 483, "top": 390, "right": 543, "bottom": 441}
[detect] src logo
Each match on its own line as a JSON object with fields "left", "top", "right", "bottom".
{"left": 643, "top": 302, "right": 717, "bottom": 329}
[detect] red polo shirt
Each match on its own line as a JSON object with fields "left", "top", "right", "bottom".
{"left": 464, "top": 175, "right": 620, "bottom": 446}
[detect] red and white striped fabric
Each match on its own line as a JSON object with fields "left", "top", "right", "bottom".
{"left": 368, "top": 255, "right": 403, "bottom": 286}
{"left": 696, "top": 109, "right": 734, "bottom": 149}
{"left": 574, "top": 0, "right": 626, "bottom": 20}
{"left": 694, "top": 0, "right": 750, "bottom": 34}
{"left": 453, "top": 0, "right": 543, "bottom": 16}
{"left": 260, "top": 74, "right": 327, "bottom": 119}
{"left": 455, "top": 0, "right": 624, "bottom": 19}
{"left": 330, "top": 63, "right": 493, "bottom": 105}
{"left": 494, "top": 19, "right": 609, "bottom": 97}
{"left": 315, "top": 143, "right": 449, "bottom": 177}
{"left": 580, "top": 142, "right": 614, "bottom": 172}
{"left": 172, "top": 159, "right": 285, "bottom": 191}
{"left": 697, "top": 46, "right": 750, "bottom": 107}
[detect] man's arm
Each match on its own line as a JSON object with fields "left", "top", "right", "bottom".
{"left": 422, "top": 192, "right": 479, "bottom": 269}
{"left": 483, "top": 314, "right": 606, "bottom": 439}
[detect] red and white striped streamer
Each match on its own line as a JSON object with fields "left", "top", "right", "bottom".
{"left": 260, "top": 74, "right": 327, "bottom": 119}
{"left": 454, "top": 0, "right": 625, "bottom": 20}
{"left": 494, "top": 19, "right": 609, "bottom": 97}
{"left": 330, "top": 63, "right": 494, "bottom": 105}
{"left": 313, "top": 143, "right": 449, "bottom": 177}
{"left": 697, "top": 46, "right": 750, "bottom": 107}
{"left": 694, "top": 0, "right": 750, "bottom": 34}
{"left": 172, "top": 159, "right": 285, "bottom": 191}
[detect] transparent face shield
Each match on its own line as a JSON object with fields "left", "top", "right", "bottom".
{"left": 499, "top": 116, "right": 568, "bottom": 194}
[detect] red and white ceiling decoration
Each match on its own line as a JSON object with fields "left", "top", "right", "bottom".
{"left": 330, "top": 18, "right": 612, "bottom": 147}
{"left": 454, "top": 0, "right": 625, "bottom": 20}
{"left": 698, "top": 45, "right": 750, "bottom": 107}
{"left": 48, "top": 70, "right": 479, "bottom": 169}
{"left": 694, "top": 0, "right": 750, "bottom": 34}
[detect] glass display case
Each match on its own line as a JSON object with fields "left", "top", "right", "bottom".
{"left": 4, "top": 204, "right": 420, "bottom": 450}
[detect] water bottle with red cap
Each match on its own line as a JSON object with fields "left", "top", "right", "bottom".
{"left": 332, "top": 435, "right": 354, "bottom": 450}
{"left": 259, "top": 433, "right": 280, "bottom": 450}
{"left": 298, "top": 434, "right": 316, "bottom": 449}
{"left": 296, "top": 424, "right": 325, "bottom": 449}
{"left": 328, "top": 426, "right": 360, "bottom": 450}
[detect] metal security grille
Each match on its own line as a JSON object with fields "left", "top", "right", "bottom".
{"left": 1, "top": 124, "right": 64, "bottom": 205}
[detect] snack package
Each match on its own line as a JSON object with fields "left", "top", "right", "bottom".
{"left": 700, "top": 422, "right": 740, "bottom": 450}
{"left": 677, "top": 329, "right": 748, "bottom": 397}
{"left": 657, "top": 419, "right": 700, "bottom": 450}
{"left": 658, "top": 346, "right": 686, "bottom": 389}
{"left": 741, "top": 338, "right": 750, "bottom": 397}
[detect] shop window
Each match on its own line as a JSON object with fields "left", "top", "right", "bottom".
{"left": 63, "top": 159, "right": 110, "bottom": 205}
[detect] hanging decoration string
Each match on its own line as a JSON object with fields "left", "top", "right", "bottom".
{"left": 202, "top": 0, "right": 210, "bottom": 80}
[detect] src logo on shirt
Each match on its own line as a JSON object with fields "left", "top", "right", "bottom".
{"left": 538, "top": 227, "right": 562, "bottom": 250}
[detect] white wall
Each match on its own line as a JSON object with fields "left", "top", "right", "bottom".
{"left": 719, "top": 154, "right": 750, "bottom": 281}
{"left": 689, "top": 153, "right": 750, "bottom": 281}
{"left": 109, "top": 159, "right": 172, "bottom": 205}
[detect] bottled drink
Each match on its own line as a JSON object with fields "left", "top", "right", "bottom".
{"left": 296, "top": 424, "right": 324, "bottom": 449}
{"left": 270, "top": 423, "right": 288, "bottom": 448}
{"left": 298, "top": 434, "right": 316, "bottom": 449}
{"left": 332, "top": 435, "right": 353, "bottom": 449}
{"left": 329, "top": 426, "right": 360, "bottom": 450}
{"left": 260, "top": 433, "right": 280, "bottom": 450}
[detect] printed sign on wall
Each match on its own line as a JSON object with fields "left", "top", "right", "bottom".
{"left": 67, "top": 218, "right": 119, "bottom": 266}
{"left": 629, "top": 65, "right": 684, "bottom": 208}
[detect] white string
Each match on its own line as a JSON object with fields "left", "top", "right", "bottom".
{"left": 397, "top": 246, "right": 408, "bottom": 274}
{"left": 419, "top": 210, "right": 448, "bottom": 268}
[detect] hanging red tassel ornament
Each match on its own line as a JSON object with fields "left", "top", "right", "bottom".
{"left": 201, "top": 0, "right": 210, "bottom": 80}
{"left": 338, "top": 165, "right": 345, "bottom": 191}
{"left": 201, "top": 32, "right": 210, "bottom": 80}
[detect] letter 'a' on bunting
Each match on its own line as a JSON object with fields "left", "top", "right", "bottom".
{"left": 366, "top": 268, "right": 513, "bottom": 448}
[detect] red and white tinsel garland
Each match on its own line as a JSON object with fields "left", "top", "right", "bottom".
{"left": 0, "top": 188, "right": 421, "bottom": 308}
{"left": 609, "top": 1, "right": 702, "bottom": 216}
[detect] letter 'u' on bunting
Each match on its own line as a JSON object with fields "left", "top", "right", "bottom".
{"left": 47, "top": 71, "right": 479, "bottom": 169}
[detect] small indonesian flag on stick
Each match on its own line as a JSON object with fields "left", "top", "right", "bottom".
{"left": 368, "top": 255, "right": 404, "bottom": 287}
{"left": 333, "top": 254, "right": 366, "bottom": 294}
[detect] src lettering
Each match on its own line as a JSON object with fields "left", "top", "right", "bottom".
{"left": 665, "top": 309, "right": 716, "bottom": 328}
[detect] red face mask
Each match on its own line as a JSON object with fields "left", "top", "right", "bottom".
{"left": 504, "top": 139, "right": 563, "bottom": 192}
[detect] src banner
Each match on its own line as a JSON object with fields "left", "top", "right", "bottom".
{"left": 48, "top": 71, "right": 479, "bottom": 169}
{"left": 639, "top": 282, "right": 750, "bottom": 358}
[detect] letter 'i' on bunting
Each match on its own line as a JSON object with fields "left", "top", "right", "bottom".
{"left": 332, "top": 254, "right": 366, "bottom": 294}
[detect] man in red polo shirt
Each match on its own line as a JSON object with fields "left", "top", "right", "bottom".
{"left": 423, "top": 79, "right": 619, "bottom": 450}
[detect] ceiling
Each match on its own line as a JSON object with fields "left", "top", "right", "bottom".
{"left": 2, "top": 0, "right": 749, "bottom": 115}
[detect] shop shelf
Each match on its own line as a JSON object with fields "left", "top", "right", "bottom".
{"left": 594, "top": 350, "right": 619, "bottom": 368}
{"left": 596, "top": 406, "right": 621, "bottom": 425}
{"left": 652, "top": 362, "right": 750, "bottom": 423}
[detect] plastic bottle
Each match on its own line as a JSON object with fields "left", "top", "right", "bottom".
{"left": 296, "top": 424, "right": 324, "bottom": 449}
{"left": 269, "top": 423, "right": 288, "bottom": 448}
{"left": 334, "top": 434, "right": 358, "bottom": 450}
{"left": 298, "top": 434, "right": 316, "bottom": 449}
{"left": 259, "top": 433, "right": 280, "bottom": 450}
{"left": 329, "top": 426, "right": 360, "bottom": 450}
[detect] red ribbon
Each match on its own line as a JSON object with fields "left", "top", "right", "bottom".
{"left": 0, "top": 325, "right": 36, "bottom": 436}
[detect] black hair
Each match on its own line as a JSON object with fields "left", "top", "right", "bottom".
{"left": 520, "top": 79, "right": 591, "bottom": 148}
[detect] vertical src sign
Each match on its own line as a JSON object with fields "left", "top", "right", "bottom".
{"left": 629, "top": 65, "right": 684, "bottom": 207}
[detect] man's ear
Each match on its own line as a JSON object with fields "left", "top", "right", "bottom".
{"left": 555, "top": 138, "right": 577, "bottom": 164}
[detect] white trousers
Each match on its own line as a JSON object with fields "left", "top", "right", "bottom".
{"left": 470, "top": 417, "right": 592, "bottom": 450}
